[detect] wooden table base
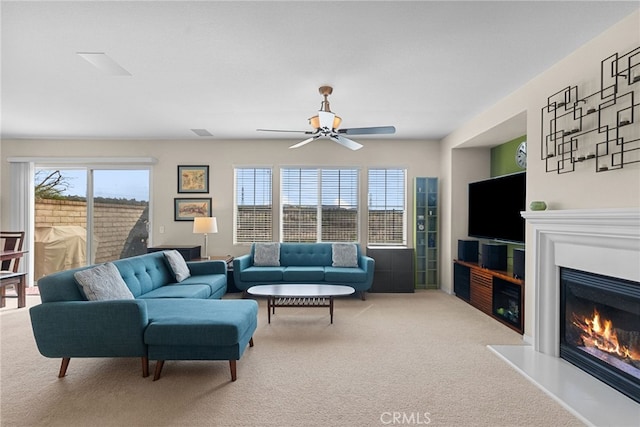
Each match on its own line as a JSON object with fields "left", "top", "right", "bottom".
{"left": 267, "top": 296, "right": 336, "bottom": 323}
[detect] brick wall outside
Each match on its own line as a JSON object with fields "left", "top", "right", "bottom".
{"left": 35, "top": 198, "right": 147, "bottom": 264}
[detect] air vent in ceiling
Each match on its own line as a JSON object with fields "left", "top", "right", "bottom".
{"left": 77, "top": 52, "right": 131, "bottom": 76}
{"left": 191, "top": 129, "right": 213, "bottom": 137}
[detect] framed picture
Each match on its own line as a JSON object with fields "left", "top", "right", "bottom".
{"left": 174, "top": 198, "right": 212, "bottom": 221}
{"left": 177, "top": 165, "right": 209, "bottom": 193}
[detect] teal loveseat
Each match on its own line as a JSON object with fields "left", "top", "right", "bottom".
{"left": 233, "top": 242, "right": 374, "bottom": 300}
{"left": 30, "top": 251, "right": 258, "bottom": 381}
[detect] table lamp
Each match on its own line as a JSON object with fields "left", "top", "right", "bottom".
{"left": 192, "top": 217, "right": 218, "bottom": 260}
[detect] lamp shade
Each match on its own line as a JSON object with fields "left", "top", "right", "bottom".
{"left": 193, "top": 217, "right": 218, "bottom": 234}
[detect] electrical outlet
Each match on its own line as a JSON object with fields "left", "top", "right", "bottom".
{"left": 159, "top": 226, "right": 165, "bottom": 234}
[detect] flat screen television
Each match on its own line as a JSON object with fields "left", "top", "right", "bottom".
{"left": 467, "top": 172, "right": 526, "bottom": 244}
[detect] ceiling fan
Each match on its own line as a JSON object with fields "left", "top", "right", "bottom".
{"left": 257, "top": 86, "right": 396, "bottom": 150}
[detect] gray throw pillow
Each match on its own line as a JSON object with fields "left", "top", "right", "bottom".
{"left": 163, "top": 250, "right": 191, "bottom": 282}
{"left": 332, "top": 243, "right": 358, "bottom": 268}
{"left": 254, "top": 242, "right": 281, "bottom": 266}
{"left": 74, "top": 262, "right": 134, "bottom": 301}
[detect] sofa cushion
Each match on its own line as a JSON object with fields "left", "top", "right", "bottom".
{"left": 240, "top": 266, "right": 284, "bottom": 282}
{"left": 282, "top": 266, "right": 325, "bottom": 282}
{"left": 113, "top": 253, "right": 175, "bottom": 297}
{"left": 179, "top": 274, "right": 228, "bottom": 299}
{"left": 163, "top": 250, "right": 191, "bottom": 282}
{"left": 73, "top": 262, "right": 135, "bottom": 301}
{"left": 253, "top": 242, "right": 280, "bottom": 266}
{"left": 332, "top": 243, "right": 358, "bottom": 267}
{"left": 144, "top": 299, "right": 259, "bottom": 347}
{"left": 136, "top": 284, "right": 212, "bottom": 299}
{"left": 324, "top": 266, "right": 368, "bottom": 283}
{"left": 279, "top": 243, "right": 333, "bottom": 266}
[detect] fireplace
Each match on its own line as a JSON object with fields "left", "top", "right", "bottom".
{"left": 495, "top": 208, "right": 640, "bottom": 425}
{"left": 560, "top": 267, "right": 640, "bottom": 403}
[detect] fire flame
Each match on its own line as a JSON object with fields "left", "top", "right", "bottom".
{"left": 572, "top": 309, "right": 638, "bottom": 360}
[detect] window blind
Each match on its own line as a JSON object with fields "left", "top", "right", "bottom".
{"left": 281, "top": 168, "right": 358, "bottom": 242}
{"left": 234, "top": 168, "right": 272, "bottom": 242}
{"left": 368, "top": 168, "right": 406, "bottom": 245}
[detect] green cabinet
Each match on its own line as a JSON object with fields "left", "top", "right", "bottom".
{"left": 414, "top": 177, "right": 438, "bottom": 289}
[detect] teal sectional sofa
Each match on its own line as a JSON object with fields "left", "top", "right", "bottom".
{"left": 233, "top": 242, "right": 374, "bottom": 299}
{"left": 30, "top": 251, "right": 258, "bottom": 381}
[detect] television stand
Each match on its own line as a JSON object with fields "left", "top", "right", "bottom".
{"left": 453, "top": 259, "right": 524, "bottom": 334}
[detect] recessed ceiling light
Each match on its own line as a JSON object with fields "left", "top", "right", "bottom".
{"left": 191, "top": 129, "right": 213, "bottom": 137}
{"left": 77, "top": 52, "right": 131, "bottom": 76}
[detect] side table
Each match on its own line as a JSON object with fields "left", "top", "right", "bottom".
{"left": 200, "top": 255, "right": 233, "bottom": 268}
{"left": 195, "top": 255, "right": 239, "bottom": 293}
{"left": 147, "top": 245, "right": 201, "bottom": 261}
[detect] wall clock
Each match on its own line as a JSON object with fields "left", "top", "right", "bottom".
{"left": 516, "top": 141, "right": 527, "bottom": 168}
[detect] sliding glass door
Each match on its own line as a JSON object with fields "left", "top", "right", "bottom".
{"left": 33, "top": 167, "right": 149, "bottom": 280}
{"left": 92, "top": 170, "right": 149, "bottom": 263}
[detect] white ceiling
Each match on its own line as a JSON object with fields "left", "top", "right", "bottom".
{"left": 2, "top": 1, "right": 638, "bottom": 142}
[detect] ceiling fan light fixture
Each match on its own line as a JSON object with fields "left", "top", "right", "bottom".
{"left": 332, "top": 116, "right": 342, "bottom": 130}
{"left": 309, "top": 115, "right": 320, "bottom": 129}
{"left": 309, "top": 114, "right": 341, "bottom": 130}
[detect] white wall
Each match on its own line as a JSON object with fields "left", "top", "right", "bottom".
{"left": 1, "top": 138, "right": 440, "bottom": 258}
{"left": 440, "top": 10, "right": 640, "bottom": 337}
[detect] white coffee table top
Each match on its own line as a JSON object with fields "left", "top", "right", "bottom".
{"left": 247, "top": 284, "right": 355, "bottom": 298}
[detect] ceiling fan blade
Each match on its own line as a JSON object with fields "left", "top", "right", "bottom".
{"left": 257, "top": 128, "right": 314, "bottom": 134}
{"left": 331, "top": 135, "right": 363, "bottom": 151}
{"left": 318, "top": 110, "right": 336, "bottom": 131}
{"left": 289, "top": 135, "right": 319, "bottom": 149}
{"left": 338, "top": 126, "right": 396, "bottom": 135}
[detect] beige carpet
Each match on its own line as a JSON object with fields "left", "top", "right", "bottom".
{"left": 1, "top": 291, "right": 583, "bottom": 427}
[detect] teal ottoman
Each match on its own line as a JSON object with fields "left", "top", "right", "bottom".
{"left": 143, "top": 299, "right": 258, "bottom": 381}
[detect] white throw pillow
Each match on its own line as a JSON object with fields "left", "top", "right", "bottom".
{"left": 254, "top": 242, "right": 281, "bottom": 266}
{"left": 74, "top": 262, "right": 134, "bottom": 301}
{"left": 163, "top": 250, "right": 191, "bottom": 282}
{"left": 332, "top": 243, "right": 358, "bottom": 268}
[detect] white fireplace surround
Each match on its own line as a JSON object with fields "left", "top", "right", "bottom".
{"left": 488, "top": 208, "right": 640, "bottom": 425}
{"left": 521, "top": 207, "right": 640, "bottom": 357}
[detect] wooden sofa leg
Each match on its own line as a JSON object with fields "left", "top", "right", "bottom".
{"left": 142, "top": 357, "right": 149, "bottom": 378}
{"left": 153, "top": 360, "right": 165, "bottom": 381}
{"left": 249, "top": 337, "right": 254, "bottom": 347}
{"left": 361, "top": 291, "right": 366, "bottom": 301}
{"left": 229, "top": 360, "right": 237, "bottom": 381}
{"left": 58, "top": 357, "right": 70, "bottom": 378}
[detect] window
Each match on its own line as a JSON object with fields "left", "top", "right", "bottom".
{"left": 281, "top": 168, "right": 358, "bottom": 242}
{"left": 368, "top": 168, "right": 406, "bottom": 245}
{"left": 234, "top": 168, "right": 273, "bottom": 243}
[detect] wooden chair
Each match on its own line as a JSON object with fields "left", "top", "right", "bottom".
{"left": 1, "top": 231, "right": 25, "bottom": 272}
{"left": 1, "top": 231, "right": 26, "bottom": 308}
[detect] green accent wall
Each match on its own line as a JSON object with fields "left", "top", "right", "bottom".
{"left": 491, "top": 135, "right": 526, "bottom": 177}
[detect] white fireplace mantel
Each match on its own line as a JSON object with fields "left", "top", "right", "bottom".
{"left": 490, "top": 208, "right": 640, "bottom": 425}
{"left": 521, "top": 207, "right": 640, "bottom": 357}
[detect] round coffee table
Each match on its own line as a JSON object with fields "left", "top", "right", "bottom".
{"left": 246, "top": 284, "right": 355, "bottom": 324}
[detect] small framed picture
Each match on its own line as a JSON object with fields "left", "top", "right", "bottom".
{"left": 177, "top": 165, "right": 209, "bottom": 193}
{"left": 174, "top": 198, "right": 212, "bottom": 221}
